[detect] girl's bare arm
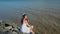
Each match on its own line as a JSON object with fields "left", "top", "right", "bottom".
{"left": 26, "top": 22, "right": 30, "bottom": 27}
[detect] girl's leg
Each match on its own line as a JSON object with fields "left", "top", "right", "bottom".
{"left": 30, "top": 30, "right": 34, "bottom": 34}
{"left": 30, "top": 25, "right": 34, "bottom": 34}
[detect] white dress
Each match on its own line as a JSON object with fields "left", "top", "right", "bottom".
{"left": 21, "top": 23, "right": 30, "bottom": 33}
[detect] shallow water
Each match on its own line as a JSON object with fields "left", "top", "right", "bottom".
{"left": 0, "top": 0, "right": 60, "bottom": 20}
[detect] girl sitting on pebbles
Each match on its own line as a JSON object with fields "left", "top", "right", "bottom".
{"left": 20, "top": 14, "right": 34, "bottom": 34}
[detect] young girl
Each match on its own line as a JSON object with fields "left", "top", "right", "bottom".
{"left": 20, "top": 14, "right": 34, "bottom": 34}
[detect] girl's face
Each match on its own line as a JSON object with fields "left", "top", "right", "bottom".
{"left": 25, "top": 16, "right": 28, "bottom": 19}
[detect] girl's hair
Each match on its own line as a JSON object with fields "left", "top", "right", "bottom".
{"left": 21, "top": 14, "right": 28, "bottom": 24}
